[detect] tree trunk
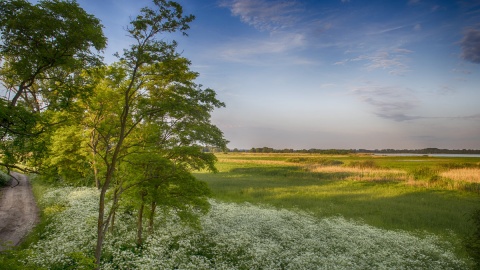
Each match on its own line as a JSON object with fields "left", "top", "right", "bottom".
{"left": 109, "top": 208, "right": 116, "bottom": 234}
{"left": 148, "top": 201, "right": 157, "bottom": 233}
{"left": 94, "top": 183, "right": 108, "bottom": 268}
{"left": 136, "top": 191, "right": 146, "bottom": 246}
{"left": 90, "top": 130, "right": 100, "bottom": 189}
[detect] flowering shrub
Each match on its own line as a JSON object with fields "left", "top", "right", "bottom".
{"left": 26, "top": 187, "right": 468, "bottom": 269}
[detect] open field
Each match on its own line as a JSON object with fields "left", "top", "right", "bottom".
{"left": 3, "top": 153, "right": 479, "bottom": 269}
{"left": 194, "top": 153, "right": 480, "bottom": 248}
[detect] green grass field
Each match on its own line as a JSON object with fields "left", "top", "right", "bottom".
{"left": 194, "top": 153, "right": 480, "bottom": 252}
{"left": 3, "top": 153, "right": 479, "bottom": 269}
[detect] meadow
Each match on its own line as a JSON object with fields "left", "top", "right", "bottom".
{"left": 2, "top": 152, "right": 480, "bottom": 269}
{"left": 194, "top": 153, "right": 480, "bottom": 259}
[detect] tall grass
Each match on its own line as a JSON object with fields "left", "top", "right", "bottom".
{"left": 441, "top": 168, "right": 480, "bottom": 183}
{"left": 308, "top": 165, "right": 410, "bottom": 182}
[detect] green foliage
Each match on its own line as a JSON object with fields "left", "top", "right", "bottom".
{"left": 348, "top": 159, "right": 378, "bottom": 169}
{"left": 42, "top": 125, "right": 92, "bottom": 183}
{"left": 410, "top": 166, "right": 440, "bottom": 181}
{"left": 1, "top": 0, "right": 226, "bottom": 264}
{"left": 465, "top": 209, "right": 480, "bottom": 268}
{"left": 0, "top": 249, "right": 38, "bottom": 270}
{"left": 0, "top": 0, "right": 106, "bottom": 90}
{"left": 0, "top": 170, "right": 10, "bottom": 186}
{"left": 286, "top": 157, "right": 344, "bottom": 166}
{"left": 440, "top": 162, "right": 479, "bottom": 169}
{"left": 0, "top": 0, "right": 106, "bottom": 173}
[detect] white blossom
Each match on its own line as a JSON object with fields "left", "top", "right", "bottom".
{"left": 25, "top": 187, "right": 468, "bottom": 269}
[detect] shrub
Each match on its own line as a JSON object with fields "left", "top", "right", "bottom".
{"left": 347, "top": 160, "right": 378, "bottom": 169}
{"left": 287, "top": 157, "right": 344, "bottom": 166}
{"left": 0, "top": 170, "right": 11, "bottom": 186}
{"left": 410, "top": 166, "right": 439, "bottom": 181}
{"left": 465, "top": 209, "right": 480, "bottom": 268}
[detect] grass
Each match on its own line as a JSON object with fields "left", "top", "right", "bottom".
{"left": 194, "top": 153, "right": 480, "bottom": 260}
{"left": 1, "top": 154, "right": 477, "bottom": 269}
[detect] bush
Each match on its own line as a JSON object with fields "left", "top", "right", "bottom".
{"left": 410, "top": 166, "right": 439, "bottom": 181}
{"left": 348, "top": 160, "right": 378, "bottom": 169}
{"left": 440, "top": 162, "right": 477, "bottom": 169}
{"left": 287, "top": 157, "right": 344, "bottom": 166}
{"left": 465, "top": 209, "right": 480, "bottom": 268}
{"left": 0, "top": 170, "right": 11, "bottom": 187}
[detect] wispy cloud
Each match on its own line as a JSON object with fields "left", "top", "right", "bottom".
{"left": 218, "top": 32, "right": 306, "bottom": 63}
{"left": 346, "top": 48, "right": 413, "bottom": 75}
{"left": 352, "top": 84, "right": 480, "bottom": 122}
{"left": 217, "top": 0, "right": 329, "bottom": 64}
{"left": 408, "top": 0, "right": 421, "bottom": 6}
{"left": 352, "top": 84, "right": 421, "bottom": 121}
{"left": 437, "top": 85, "right": 456, "bottom": 95}
{"left": 219, "top": 0, "right": 304, "bottom": 32}
{"left": 460, "top": 28, "right": 480, "bottom": 64}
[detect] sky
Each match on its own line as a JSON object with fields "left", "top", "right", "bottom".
{"left": 74, "top": 0, "right": 480, "bottom": 150}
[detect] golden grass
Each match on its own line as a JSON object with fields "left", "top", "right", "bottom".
{"left": 440, "top": 168, "right": 480, "bottom": 183}
{"left": 217, "top": 158, "right": 297, "bottom": 166}
{"left": 307, "top": 165, "right": 410, "bottom": 182}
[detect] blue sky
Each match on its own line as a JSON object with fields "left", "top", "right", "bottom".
{"left": 76, "top": 0, "right": 480, "bottom": 150}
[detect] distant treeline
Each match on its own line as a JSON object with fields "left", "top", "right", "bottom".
{"left": 219, "top": 147, "right": 480, "bottom": 154}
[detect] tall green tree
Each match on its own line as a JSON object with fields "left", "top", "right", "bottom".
{"left": 0, "top": 0, "right": 106, "bottom": 172}
{"left": 79, "top": 1, "right": 226, "bottom": 266}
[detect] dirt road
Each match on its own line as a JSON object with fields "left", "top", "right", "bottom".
{"left": 0, "top": 172, "right": 39, "bottom": 251}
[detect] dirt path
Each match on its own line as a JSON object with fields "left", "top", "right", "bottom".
{"left": 0, "top": 172, "right": 39, "bottom": 251}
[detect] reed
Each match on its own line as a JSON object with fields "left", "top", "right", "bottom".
{"left": 441, "top": 168, "right": 480, "bottom": 183}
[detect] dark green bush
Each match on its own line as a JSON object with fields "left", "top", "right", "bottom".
{"left": 465, "top": 209, "right": 480, "bottom": 268}
{"left": 348, "top": 160, "right": 378, "bottom": 169}
{"left": 440, "top": 162, "right": 477, "bottom": 169}
{"left": 287, "top": 157, "right": 343, "bottom": 166}
{"left": 410, "top": 166, "right": 439, "bottom": 180}
{"left": 0, "top": 171, "right": 11, "bottom": 186}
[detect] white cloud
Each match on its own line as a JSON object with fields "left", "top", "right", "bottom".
{"left": 219, "top": 32, "right": 307, "bottom": 63}
{"left": 352, "top": 48, "right": 412, "bottom": 76}
{"left": 219, "top": 0, "right": 304, "bottom": 32}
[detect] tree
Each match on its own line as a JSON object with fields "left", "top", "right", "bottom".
{"left": 0, "top": 0, "right": 106, "bottom": 172}
{"left": 79, "top": 1, "right": 226, "bottom": 266}
{"left": 118, "top": 153, "right": 210, "bottom": 246}
{"left": 42, "top": 123, "right": 92, "bottom": 185}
